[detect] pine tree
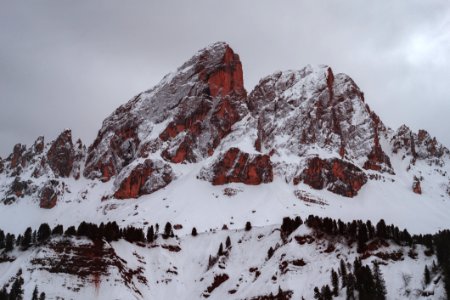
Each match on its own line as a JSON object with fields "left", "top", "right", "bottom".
{"left": 0, "top": 288, "right": 7, "bottom": 300}
{"left": 163, "top": 222, "right": 173, "bottom": 239}
{"left": 376, "top": 219, "right": 387, "bottom": 239}
{"left": 37, "top": 223, "right": 51, "bottom": 243}
{"left": 346, "top": 273, "right": 356, "bottom": 300}
{"left": 321, "top": 285, "right": 332, "bottom": 300}
{"left": 267, "top": 247, "right": 274, "bottom": 260}
{"left": 32, "top": 286, "right": 39, "bottom": 300}
{"left": 313, "top": 287, "right": 322, "bottom": 299}
{"left": 331, "top": 268, "right": 339, "bottom": 296}
{"left": 0, "top": 229, "right": 5, "bottom": 249}
{"left": 147, "top": 226, "right": 155, "bottom": 243}
{"left": 373, "top": 262, "right": 387, "bottom": 300}
{"left": 64, "top": 226, "right": 76, "bottom": 236}
{"left": 340, "top": 259, "right": 348, "bottom": 287}
{"left": 191, "top": 227, "right": 198, "bottom": 237}
{"left": 21, "top": 227, "right": 32, "bottom": 250}
{"left": 424, "top": 265, "right": 431, "bottom": 285}
{"left": 225, "top": 236, "right": 231, "bottom": 249}
{"left": 51, "top": 224, "right": 64, "bottom": 235}
{"left": 39, "top": 292, "right": 46, "bottom": 300}
{"left": 9, "top": 276, "right": 24, "bottom": 300}
{"left": 218, "top": 243, "right": 224, "bottom": 256}
{"left": 245, "top": 221, "right": 252, "bottom": 231}
{"left": 5, "top": 233, "right": 14, "bottom": 252}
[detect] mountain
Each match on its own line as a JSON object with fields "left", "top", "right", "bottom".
{"left": 0, "top": 42, "right": 449, "bottom": 299}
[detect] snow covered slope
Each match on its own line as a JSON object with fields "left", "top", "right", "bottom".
{"left": 0, "top": 220, "right": 446, "bottom": 299}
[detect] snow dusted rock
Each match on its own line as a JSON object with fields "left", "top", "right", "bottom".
{"left": 39, "top": 180, "right": 60, "bottom": 209}
{"left": 84, "top": 41, "right": 247, "bottom": 181}
{"left": 294, "top": 157, "right": 367, "bottom": 197}
{"left": 0, "top": 157, "right": 4, "bottom": 174}
{"left": 113, "top": 159, "right": 173, "bottom": 199}
{"left": 201, "top": 148, "right": 273, "bottom": 185}
{"left": 391, "top": 125, "right": 449, "bottom": 165}
{"left": 248, "top": 66, "right": 390, "bottom": 167}
{"left": 412, "top": 177, "right": 422, "bottom": 195}
{"left": 47, "top": 129, "right": 76, "bottom": 178}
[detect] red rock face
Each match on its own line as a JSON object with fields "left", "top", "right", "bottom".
{"left": 210, "top": 148, "right": 273, "bottom": 185}
{"left": 9, "top": 144, "right": 27, "bottom": 169}
{"left": 47, "top": 129, "right": 76, "bottom": 177}
{"left": 84, "top": 42, "right": 247, "bottom": 181}
{"left": 363, "top": 113, "right": 394, "bottom": 174}
{"left": 40, "top": 181, "right": 58, "bottom": 209}
{"left": 294, "top": 157, "right": 367, "bottom": 197}
{"left": 412, "top": 178, "right": 422, "bottom": 195}
{"left": 114, "top": 159, "right": 173, "bottom": 199}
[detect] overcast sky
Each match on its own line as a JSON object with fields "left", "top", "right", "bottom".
{"left": 1, "top": 1, "right": 449, "bottom": 157}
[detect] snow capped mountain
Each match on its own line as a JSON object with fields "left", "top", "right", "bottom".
{"left": 1, "top": 41, "right": 450, "bottom": 299}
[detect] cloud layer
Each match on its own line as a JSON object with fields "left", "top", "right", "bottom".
{"left": 0, "top": 1, "right": 449, "bottom": 156}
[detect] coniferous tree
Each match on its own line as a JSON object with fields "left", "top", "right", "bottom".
{"left": 225, "top": 236, "right": 231, "bottom": 249}
{"left": 357, "top": 223, "right": 368, "bottom": 253}
{"left": 331, "top": 268, "right": 339, "bottom": 296}
{"left": 0, "top": 229, "right": 5, "bottom": 249}
{"left": 313, "top": 287, "right": 322, "bottom": 300}
{"left": 5, "top": 233, "right": 14, "bottom": 252}
{"left": 245, "top": 221, "right": 252, "bottom": 231}
{"left": 37, "top": 223, "right": 51, "bottom": 243}
{"left": 15, "top": 234, "right": 22, "bottom": 247}
{"left": 9, "top": 276, "right": 24, "bottom": 300}
{"left": 147, "top": 226, "right": 155, "bottom": 243}
{"left": 0, "top": 288, "right": 7, "bottom": 300}
{"left": 21, "top": 227, "right": 32, "bottom": 250}
{"left": 39, "top": 292, "right": 46, "bottom": 300}
{"left": 191, "top": 227, "right": 198, "bottom": 237}
{"left": 340, "top": 259, "right": 348, "bottom": 287}
{"left": 163, "top": 222, "right": 173, "bottom": 239}
{"left": 64, "top": 226, "right": 76, "bottom": 236}
{"left": 218, "top": 243, "right": 224, "bottom": 256}
{"left": 267, "top": 247, "right": 274, "bottom": 260}
{"left": 424, "top": 265, "right": 431, "bottom": 285}
{"left": 321, "top": 285, "right": 332, "bottom": 300}
{"left": 346, "top": 273, "right": 356, "bottom": 300}
{"left": 51, "top": 224, "right": 64, "bottom": 236}
{"left": 32, "top": 286, "right": 39, "bottom": 300}
{"left": 373, "top": 262, "right": 387, "bottom": 300}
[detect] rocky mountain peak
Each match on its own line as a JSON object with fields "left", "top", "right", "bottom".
{"left": 84, "top": 42, "right": 248, "bottom": 182}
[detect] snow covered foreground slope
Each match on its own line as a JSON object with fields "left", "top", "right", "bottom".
{"left": 0, "top": 42, "right": 450, "bottom": 299}
{"left": 0, "top": 221, "right": 446, "bottom": 299}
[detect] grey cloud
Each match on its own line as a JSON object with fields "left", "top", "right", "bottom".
{"left": 0, "top": 0, "right": 449, "bottom": 157}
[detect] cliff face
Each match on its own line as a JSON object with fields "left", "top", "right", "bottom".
{"left": 83, "top": 42, "right": 247, "bottom": 183}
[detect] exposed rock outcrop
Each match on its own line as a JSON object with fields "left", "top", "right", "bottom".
{"left": 204, "top": 148, "right": 273, "bottom": 185}
{"left": 113, "top": 159, "right": 174, "bottom": 199}
{"left": 47, "top": 129, "right": 76, "bottom": 178}
{"left": 294, "top": 157, "right": 367, "bottom": 197}
{"left": 391, "top": 125, "right": 449, "bottom": 165}
{"left": 39, "top": 180, "right": 60, "bottom": 209}
{"left": 248, "top": 66, "right": 381, "bottom": 161}
{"left": 412, "top": 177, "right": 422, "bottom": 195}
{"left": 84, "top": 42, "right": 247, "bottom": 181}
{"left": 363, "top": 114, "right": 394, "bottom": 174}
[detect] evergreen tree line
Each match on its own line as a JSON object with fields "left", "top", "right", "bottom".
{"left": 0, "top": 221, "right": 180, "bottom": 253}
{"left": 313, "top": 258, "right": 387, "bottom": 300}
{"left": 304, "top": 215, "right": 435, "bottom": 253}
